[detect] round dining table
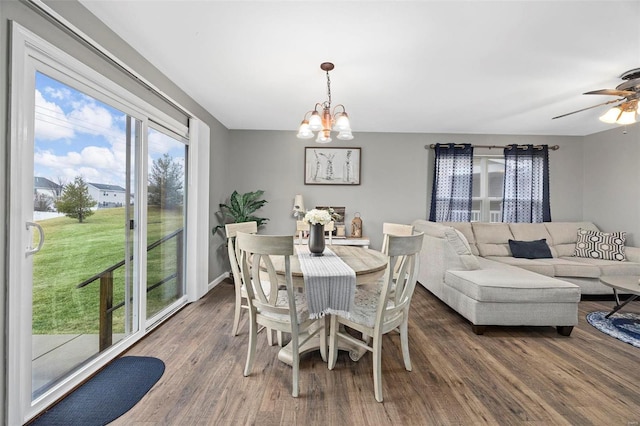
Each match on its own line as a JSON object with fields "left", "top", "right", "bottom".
{"left": 270, "top": 245, "right": 388, "bottom": 366}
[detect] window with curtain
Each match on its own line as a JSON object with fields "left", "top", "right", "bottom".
{"left": 502, "top": 144, "right": 551, "bottom": 223}
{"left": 429, "top": 144, "right": 474, "bottom": 222}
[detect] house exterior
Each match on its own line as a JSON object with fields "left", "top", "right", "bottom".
{"left": 87, "top": 182, "right": 126, "bottom": 208}
{"left": 33, "top": 177, "right": 62, "bottom": 211}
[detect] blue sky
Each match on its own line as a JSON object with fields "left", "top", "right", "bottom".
{"left": 34, "top": 72, "right": 185, "bottom": 188}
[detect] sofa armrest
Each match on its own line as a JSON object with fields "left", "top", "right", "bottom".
{"left": 625, "top": 246, "right": 640, "bottom": 263}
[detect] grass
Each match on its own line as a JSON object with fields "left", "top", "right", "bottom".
{"left": 33, "top": 206, "right": 184, "bottom": 335}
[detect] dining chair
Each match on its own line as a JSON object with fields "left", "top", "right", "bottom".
{"left": 381, "top": 222, "right": 414, "bottom": 281}
{"left": 225, "top": 221, "right": 258, "bottom": 337}
{"left": 236, "top": 232, "right": 326, "bottom": 397}
{"left": 297, "top": 220, "right": 334, "bottom": 245}
{"left": 328, "top": 232, "right": 424, "bottom": 402}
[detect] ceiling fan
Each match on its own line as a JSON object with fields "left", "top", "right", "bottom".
{"left": 552, "top": 68, "right": 640, "bottom": 124}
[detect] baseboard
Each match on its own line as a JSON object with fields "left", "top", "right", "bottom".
{"left": 208, "top": 271, "right": 230, "bottom": 293}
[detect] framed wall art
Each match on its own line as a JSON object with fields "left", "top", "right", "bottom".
{"left": 304, "top": 147, "right": 361, "bottom": 185}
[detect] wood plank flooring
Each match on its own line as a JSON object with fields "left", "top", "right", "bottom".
{"left": 112, "top": 281, "right": 640, "bottom": 425}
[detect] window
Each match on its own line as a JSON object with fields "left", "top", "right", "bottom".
{"left": 472, "top": 156, "right": 504, "bottom": 222}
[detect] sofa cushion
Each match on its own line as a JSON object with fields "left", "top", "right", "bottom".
{"left": 444, "top": 228, "right": 481, "bottom": 270}
{"left": 445, "top": 269, "right": 580, "bottom": 303}
{"left": 508, "top": 239, "right": 553, "bottom": 259}
{"left": 573, "top": 228, "right": 626, "bottom": 261}
{"left": 472, "top": 223, "right": 513, "bottom": 257}
{"left": 537, "top": 258, "right": 601, "bottom": 278}
{"left": 443, "top": 222, "right": 479, "bottom": 255}
{"left": 544, "top": 222, "right": 599, "bottom": 257}
{"left": 560, "top": 256, "right": 640, "bottom": 276}
{"left": 484, "top": 256, "right": 555, "bottom": 276}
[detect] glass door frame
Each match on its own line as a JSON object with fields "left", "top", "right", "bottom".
{"left": 7, "top": 22, "right": 191, "bottom": 425}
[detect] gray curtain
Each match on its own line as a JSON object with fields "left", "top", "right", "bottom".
{"left": 429, "top": 144, "right": 474, "bottom": 222}
{"left": 502, "top": 144, "right": 551, "bottom": 223}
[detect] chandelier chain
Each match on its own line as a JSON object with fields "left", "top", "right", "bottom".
{"left": 326, "top": 70, "right": 331, "bottom": 107}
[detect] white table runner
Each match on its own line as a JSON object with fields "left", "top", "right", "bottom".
{"left": 296, "top": 246, "right": 356, "bottom": 319}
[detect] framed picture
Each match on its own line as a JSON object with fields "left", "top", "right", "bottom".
{"left": 304, "top": 147, "right": 361, "bottom": 185}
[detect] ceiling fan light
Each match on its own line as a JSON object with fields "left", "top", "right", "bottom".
{"left": 296, "top": 120, "right": 314, "bottom": 139}
{"left": 336, "top": 130, "right": 354, "bottom": 140}
{"left": 599, "top": 107, "right": 622, "bottom": 124}
{"left": 616, "top": 110, "right": 637, "bottom": 125}
{"left": 308, "top": 111, "right": 323, "bottom": 131}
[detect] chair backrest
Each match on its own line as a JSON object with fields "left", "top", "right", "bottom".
{"left": 376, "top": 233, "right": 424, "bottom": 326}
{"left": 297, "top": 220, "right": 334, "bottom": 245}
{"left": 236, "top": 232, "right": 299, "bottom": 325}
{"left": 225, "top": 222, "right": 258, "bottom": 284}
{"left": 381, "top": 222, "right": 414, "bottom": 254}
{"left": 296, "top": 220, "right": 309, "bottom": 245}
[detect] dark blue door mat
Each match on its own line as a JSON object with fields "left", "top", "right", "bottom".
{"left": 31, "top": 356, "right": 165, "bottom": 426}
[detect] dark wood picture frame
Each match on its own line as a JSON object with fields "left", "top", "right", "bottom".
{"left": 304, "top": 147, "right": 361, "bottom": 185}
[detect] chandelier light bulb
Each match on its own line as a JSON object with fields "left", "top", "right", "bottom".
{"left": 308, "top": 111, "right": 323, "bottom": 131}
{"left": 334, "top": 113, "right": 351, "bottom": 132}
{"left": 296, "top": 120, "right": 314, "bottom": 139}
{"left": 337, "top": 130, "right": 354, "bottom": 141}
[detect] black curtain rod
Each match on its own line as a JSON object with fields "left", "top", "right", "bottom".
{"left": 425, "top": 144, "right": 560, "bottom": 150}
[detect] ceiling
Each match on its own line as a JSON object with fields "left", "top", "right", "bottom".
{"left": 78, "top": 1, "right": 640, "bottom": 137}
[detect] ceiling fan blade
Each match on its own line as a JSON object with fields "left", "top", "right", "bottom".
{"left": 584, "top": 89, "right": 635, "bottom": 97}
{"left": 552, "top": 98, "right": 622, "bottom": 120}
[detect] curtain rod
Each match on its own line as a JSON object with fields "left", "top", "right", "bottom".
{"left": 425, "top": 144, "right": 559, "bottom": 150}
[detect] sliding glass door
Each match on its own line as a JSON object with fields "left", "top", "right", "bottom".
{"left": 8, "top": 24, "right": 191, "bottom": 424}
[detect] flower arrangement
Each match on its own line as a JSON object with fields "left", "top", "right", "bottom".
{"left": 304, "top": 208, "right": 333, "bottom": 225}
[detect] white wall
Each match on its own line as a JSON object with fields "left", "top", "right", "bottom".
{"left": 583, "top": 123, "right": 640, "bottom": 245}
{"left": 227, "top": 130, "right": 585, "bottom": 250}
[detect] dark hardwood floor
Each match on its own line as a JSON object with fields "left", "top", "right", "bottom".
{"left": 112, "top": 280, "right": 640, "bottom": 425}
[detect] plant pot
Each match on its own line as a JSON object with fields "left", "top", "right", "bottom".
{"left": 308, "top": 223, "right": 325, "bottom": 256}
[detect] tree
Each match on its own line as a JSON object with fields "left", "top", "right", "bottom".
{"left": 55, "top": 176, "right": 97, "bottom": 223}
{"left": 148, "top": 153, "right": 184, "bottom": 209}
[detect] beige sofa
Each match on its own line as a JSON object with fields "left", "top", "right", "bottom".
{"left": 411, "top": 220, "right": 640, "bottom": 336}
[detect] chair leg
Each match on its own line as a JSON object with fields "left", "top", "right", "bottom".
{"left": 319, "top": 317, "right": 327, "bottom": 363}
{"left": 292, "top": 340, "right": 300, "bottom": 397}
{"left": 400, "top": 318, "right": 412, "bottom": 371}
{"left": 277, "top": 330, "right": 284, "bottom": 347}
{"left": 328, "top": 315, "right": 339, "bottom": 370}
{"left": 232, "top": 293, "right": 243, "bottom": 336}
{"left": 266, "top": 328, "right": 274, "bottom": 346}
{"left": 244, "top": 315, "right": 257, "bottom": 377}
{"left": 372, "top": 334, "right": 384, "bottom": 403}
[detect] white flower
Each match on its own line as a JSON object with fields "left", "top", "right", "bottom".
{"left": 304, "top": 208, "right": 333, "bottom": 225}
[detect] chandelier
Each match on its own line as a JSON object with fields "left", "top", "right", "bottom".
{"left": 296, "top": 62, "right": 353, "bottom": 143}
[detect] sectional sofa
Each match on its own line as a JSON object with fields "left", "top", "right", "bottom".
{"left": 412, "top": 220, "right": 640, "bottom": 336}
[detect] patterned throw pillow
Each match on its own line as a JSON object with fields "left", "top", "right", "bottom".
{"left": 573, "top": 228, "right": 626, "bottom": 261}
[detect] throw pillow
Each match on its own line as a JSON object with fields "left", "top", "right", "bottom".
{"left": 573, "top": 228, "right": 626, "bottom": 261}
{"left": 508, "top": 239, "right": 553, "bottom": 259}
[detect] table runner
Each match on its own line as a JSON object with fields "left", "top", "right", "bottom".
{"left": 296, "top": 246, "right": 356, "bottom": 319}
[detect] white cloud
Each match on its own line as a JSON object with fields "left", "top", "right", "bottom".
{"left": 67, "top": 103, "right": 114, "bottom": 136}
{"left": 34, "top": 90, "right": 75, "bottom": 141}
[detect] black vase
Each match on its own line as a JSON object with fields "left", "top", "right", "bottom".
{"left": 308, "top": 223, "right": 325, "bottom": 256}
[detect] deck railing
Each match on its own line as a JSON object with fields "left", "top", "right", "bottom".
{"left": 76, "top": 228, "right": 184, "bottom": 351}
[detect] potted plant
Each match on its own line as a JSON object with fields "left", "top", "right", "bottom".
{"left": 213, "top": 190, "right": 269, "bottom": 236}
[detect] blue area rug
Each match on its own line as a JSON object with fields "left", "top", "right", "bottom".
{"left": 587, "top": 311, "right": 640, "bottom": 348}
{"left": 32, "top": 356, "right": 165, "bottom": 426}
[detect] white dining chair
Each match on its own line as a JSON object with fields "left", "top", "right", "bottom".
{"left": 297, "top": 220, "right": 334, "bottom": 245}
{"left": 328, "top": 232, "right": 424, "bottom": 402}
{"left": 225, "top": 221, "right": 258, "bottom": 337}
{"left": 381, "top": 222, "right": 414, "bottom": 281}
{"left": 236, "top": 232, "right": 326, "bottom": 397}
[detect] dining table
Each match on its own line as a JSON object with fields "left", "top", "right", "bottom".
{"left": 270, "top": 245, "right": 388, "bottom": 366}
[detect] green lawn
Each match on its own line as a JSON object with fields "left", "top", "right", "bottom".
{"left": 33, "top": 206, "right": 184, "bottom": 335}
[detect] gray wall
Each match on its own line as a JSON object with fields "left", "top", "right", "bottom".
{"left": 583, "top": 124, "right": 640, "bottom": 245}
{"left": 227, "top": 130, "right": 586, "bottom": 250}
